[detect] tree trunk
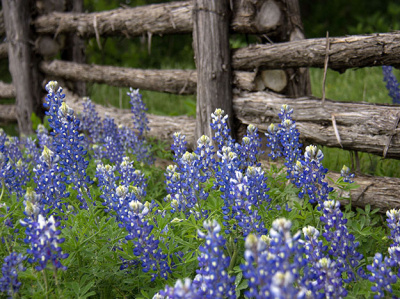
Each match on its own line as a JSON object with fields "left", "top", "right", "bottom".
{"left": 193, "top": 0, "right": 233, "bottom": 141}
{"left": 1, "top": 0, "right": 42, "bottom": 135}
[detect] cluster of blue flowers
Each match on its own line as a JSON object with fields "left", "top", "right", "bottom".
{"left": 3, "top": 76, "right": 400, "bottom": 299}
{"left": 156, "top": 220, "right": 236, "bottom": 298}
{"left": 382, "top": 65, "right": 400, "bottom": 104}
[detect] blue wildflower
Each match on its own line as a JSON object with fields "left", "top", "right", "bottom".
{"left": 340, "top": 165, "right": 355, "bottom": 184}
{"left": 382, "top": 66, "right": 400, "bottom": 104}
{"left": 21, "top": 214, "right": 69, "bottom": 271}
{"left": 0, "top": 253, "right": 26, "bottom": 297}
{"left": 127, "top": 88, "right": 149, "bottom": 137}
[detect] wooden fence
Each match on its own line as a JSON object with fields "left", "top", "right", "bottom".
{"left": 1, "top": 0, "right": 400, "bottom": 211}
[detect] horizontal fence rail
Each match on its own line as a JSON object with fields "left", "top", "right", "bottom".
{"left": 232, "top": 32, "right": 400, "bottom": 71}
{"left": 31, "top": 0, "right": 280, "bottom": 38}
{"left": 38, "top": 60, "right": 262, "bottom": 94}
{"left": 2, "top": 32, "right": 400, "bottom": 73}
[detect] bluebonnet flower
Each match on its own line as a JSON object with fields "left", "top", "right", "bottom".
{"left": 23, "top": 137, "right": 40, "bottom": 164}
{"left": 158, "top": 220, "right": 236, "bottom": 299}
{"left": 241, "top": 218, "right": 305, "bottom": 299}
{"left": 80, "top": 97, "right": 102, "bottom": 145}
{"left": 101, "top": 115, "right": 124, "bottom": 164}
{"left": 44, "top": 82, "right": 91, "bottom": 208}
{"left": 0, "top": 253, "right": 26, "bottom": 297}
{"left": 320, "top": 200, "right": 364, "bottom": 283}
{"left": 238, "top": 124, "right": 263, "bottom": 169}
{"left": 386, "top": 209, "right": 400, "bottom": 247}
{"left": 301, "top": 226, "right": 346, "bottom": 298}
{"left": 118, "top": 125, "right": 154, "bottom": 164}
{"left": 33, "top": 146, "right": 69, "bottom": 212}
{"left": 367, "top": 253, "right": 397, "bottom": 299}
{"left": 164, "top": 151, "right": 209, "bottom": 218}
{"left": 292, "top": 145, "right": 332, "bottom": 205}
{"left": 210, "top": 108, "right": 234, "bottom": 151}
{"left": 382, "top": 66, "right": 400, "bottom": 104}
{"left": 21, "top": 214, "right": 69, "bottom": 271}
{"left": 12, "top": 159, "right": 30, "bottom": 200}
{"left": 194, "top": 135, "right": 215, "bottom": 176}
{"left": 127, "top": 88, "right": 149, "bottom": 137}
{"left": 121, "top": 199, "right": 171, "bottom": 280}
{"left": 23, "top": 188, "right": 43, "bottom": 221}
{"left": 265, "top": 104, "right": 302, "bottom": 176}
{"left": 36, "top": 124, "right": 52, "bottom": 150}
{"left": 172, "top": 132, "right": 187, "bottom": 164}
{"left": 227, "top": 170, "right": 268, "bottom": 237}
{"left": 340, "top": 165, "right": 355, "bottom": 184}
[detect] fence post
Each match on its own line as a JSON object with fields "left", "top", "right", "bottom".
{"left": 2, "top": 0, "right": 43, "bottom": 135}
{"left": 62, "top": 0, "right": 86, "bottom": 96}
{"left": 279, "top": 0, "right": 311, "bottom": 96}
{"left": 193, "top": 0, "right": 233, "bottom": 142}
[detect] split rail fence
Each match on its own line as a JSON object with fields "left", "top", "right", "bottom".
{"left": 1, "top": 0, "right": 400, "bottom": 211}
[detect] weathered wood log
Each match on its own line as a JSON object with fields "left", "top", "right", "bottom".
{"left": 39, "top": 60, "right": 262, "bottom": 94}
{"left": 233, "top": 91, "right": 400, "bottom": 159}
{"left": 33, "top": 0, "right": 280, "bottom": 38}
{"left": 232, "top": 32, "right": 400, "bottom": 72}
{"left": 0, "top": 104, "right": 16, "bottom": 123}
{"left": 2, "top": 0, "right": 43, "bottom": 135}
{"left": 260, "top": 70, "right": 287, "bottom": 92}
{"left": 0, "top": 11, "right": 4, "bottom": 37}
{"left": 0, "top": 81, "right": 15, "bottom": 98}
{"left": 193, "top": 0, "right": 233, "bottom": 140}
{"left": 40, "top": 60, "right": 198, "bottom": 94}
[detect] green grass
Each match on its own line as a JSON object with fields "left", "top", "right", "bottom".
{"left": 87, "top": 83, "right": 196, "bottom": 117}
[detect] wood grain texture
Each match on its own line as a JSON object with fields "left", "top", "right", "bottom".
{"left": 33, "top": 0, "right": 279, "bottom": 38}
{"left": 2, "top": 0, "right": 42, "bottom": 135}
{"left": 39, "top": 60, "right": 261, "bottom": 94}
{"left": 232, "top": 32, "right": 400, "bottom": 72}
{"left": 193, "top": 0, "right": 233, "bottom": 140}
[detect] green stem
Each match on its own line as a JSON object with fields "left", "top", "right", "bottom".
{"left": 0, "top": 178, "right": 5, "bottom": 202}
{"left": 42, "top": 270, "right": 49, "bottom": 299}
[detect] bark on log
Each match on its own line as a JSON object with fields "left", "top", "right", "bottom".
{"left": 276, "top": 0, "right": 311, "bottom": 96}
{"left": 233, "top": 91, "right": 400, "bottom": 159}
{"left": 62, "top": 0, "right": 86, "bottom": 96}
{"left": 0, "top": 104, "right": 16, "bottom": 123}
{"left": 33, "top": 0, "right": 280, "bottom": 38}
{"left": 2, "top": 0, "right": 43, "bottom": 135}
{"left": 40, "top": 60, "right": 198, "bottom": 94}
{"left": 193, "top": 0, "right": 233, "bottom": 141}
{"left": 39, "top": 60, "right": 261, "bottom": 94}
{"left": 232, "top": 32, "right": 400, "bottom": 72}
{"left": 0, "top": 81, "right": 15, "bottom": 98}
{"left": 0, "top": 11, "right": 4, "bottom": 37}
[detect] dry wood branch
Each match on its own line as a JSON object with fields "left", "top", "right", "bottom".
{"left": 34, "top": 0, "right": 279, "bottom": 38}
{"left": 232, "top": 31, "right": 400, "bottom": 71}
{"left": 0, "top": 104, "right": 16, "bottom": 123}
{"left": 40, "top": 60, "right": 263, "bottom": 94}
{"left": 233, "top": 91, "right": 400, "bottom": 159}
{"left": 40, "top": 60, "right": 198, "bottom": 94}
{"left": 0, "top": 81, "right": 15, "bottom": 98}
